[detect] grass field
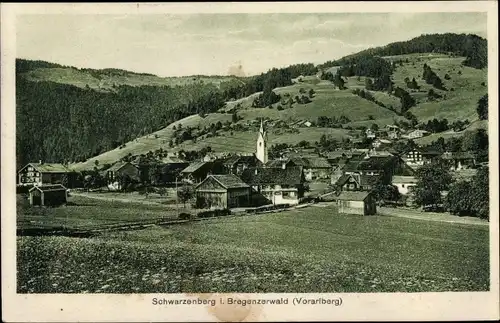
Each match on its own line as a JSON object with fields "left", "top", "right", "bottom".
{"left": 17, "top": 195, "right": 181, "bottom": 230}
{"left": 17, "top": 204, "right": 489, "bottom": 293}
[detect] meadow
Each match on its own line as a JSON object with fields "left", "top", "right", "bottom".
{"left": 17, "top": 204, "right": 489, "bottom": 293}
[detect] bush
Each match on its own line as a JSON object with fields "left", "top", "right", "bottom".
{"left": 197, "top": 208, "right": 231, "bottom": 218}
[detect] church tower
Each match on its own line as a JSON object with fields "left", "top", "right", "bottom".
{"left": 256, "top": 119, "right": 268, "bottom": 164}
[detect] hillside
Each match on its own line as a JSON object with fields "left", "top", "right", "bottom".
{"left": 16, "top": 59, "right": 241, "bottom": 91}
{"left": 16, "top": 33, "right": 488, "bottom": 170}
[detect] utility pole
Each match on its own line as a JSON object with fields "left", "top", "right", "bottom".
{"left": 176, "top": 175, "right": 179, "bottom": 217}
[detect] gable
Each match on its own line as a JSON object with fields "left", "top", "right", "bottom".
{"left": 196, "top": 176, "right": 226, "bottom": 191}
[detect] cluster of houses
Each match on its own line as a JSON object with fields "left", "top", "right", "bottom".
{"left": 17, "top": 121, "right": 478, "bottom": 215}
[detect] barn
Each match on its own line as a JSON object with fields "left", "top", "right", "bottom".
{"left": 336, "top": 191, "right": 376, "bottom": 216}
{"left": 29, "top": 184, "right": 68, "bottom": 207}
{"left": 195, "top": 174, "right": 251, "bottom": 209}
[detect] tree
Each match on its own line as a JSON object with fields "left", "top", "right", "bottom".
{"left": 413, "top": 161, "right": 453, "bottom": 208}
{"left": 177, "top": 186, "right": 194, "bottom": 207}
{"left": 477, "top": 94, "right": 488, "bottom": 120}
{"left": 373, "top": 184, "right": 401, "bottom": 203}
{"left": 370, "top": 123, "right": 379, "bottom": 132}
{"left": 445, "top": 167, "right": 489, "bottom": 219}
{"left": 308, "top": 88, "right": 315, "bottom": 98}
{"left": 231, "top": 112, "right": 238, "bottom": 123}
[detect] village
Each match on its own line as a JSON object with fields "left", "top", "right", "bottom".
{"left": 17, "top": 119, "right": 483, "bottom": 218}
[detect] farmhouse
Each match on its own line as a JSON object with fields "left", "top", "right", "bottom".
{"left": 392, "top": 176, "right": 418, "bottom": 195}
{"left": 402, "top": 148, "right": 424, "bottom": 168}
{"left": 334, "top": 173, "right": 382, "bottom": 192}
{"left": 301, "top": 157, "right": 331, "bottom": 181}
{"left": 241, "top": 166, "right": 305, "bottom": 206}
{"left": 223, "top": 154, "right": 262, "bottom": 176}
{"left": 29, "top": 184, "right": 68, "bottom": 207}
{"left": 335, "top": 191, "right": 377, "bottom": 216}
{"left": 18, "top": 162, "right": 76, "bottom": 187}
{"left": 365, "top": 129, "right": 377, "bottom": 139}
{"left": 442, "top": 152, "right": 476, "bottom": 171}
{"left": 181, "top": 160, "right": 225, "bottom": 184}
{"left": 104, "top": 161, "right": 140, "bottom": 190}
{"left": 195, "top": 174, "right": 251, "bottom": 209}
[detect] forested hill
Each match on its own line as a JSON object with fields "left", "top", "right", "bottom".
{"left": 319, "top": 33, "right": 487, "bottom": 70}
{"left": 16, "top": 59, "right": 317, "bottom": 168}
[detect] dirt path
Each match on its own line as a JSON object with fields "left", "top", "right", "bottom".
{"left": 71, "top": 192, "right": 168, "bottom": 206}
{"left": 377, "top": 207, "right": 489, "bottom": 226}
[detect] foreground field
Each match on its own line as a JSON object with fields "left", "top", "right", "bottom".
{"left": 17, "top": 205, "right": 489, "bottom": 293}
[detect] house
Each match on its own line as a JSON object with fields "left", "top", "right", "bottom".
{"left": 159, "top": 156, "right": 190, "bottom": 183}
{"left": 441, "top": 152, "right": 476, "bottom": 171}
{"left": 334, "top": 173, "right": 382, "bottom": 192}
{"left": 386, "top": 125, "right": 401, "bottom": 140}
{"left": 180, "top": 161, "right": 225, "bottom": 184}
{"left": 223, "top": 154, "right": 262, "bottom": 176}
{"left": 301, "top": 157, "right": 332, "bottom": 181}
{"left": 335, "top": 191, "right": 377, "bottom": 216}
{"left": 365, "top": 129, "right": 377, "bottom": 139}
{"left": 420, "top": 150, "right": 443, "bottom": 165}
{"left": 241, "top": 166, "right": 305, "bottom": 206}
{"left": 104, "top": 161, "right": 140, "bottom": 190}
{"left": 303, "top": 121, "right": 312, "bottom": 127}
{"left": 402, "top": 148, "right": 424, "bottom": 168}
{"left": 405, "top": 129, "right": 430, "bottom": 139}
{"left": 372, "top": 139, "right": 392, "bottom": 149}
{"left": 17, "top": 162, "right": 77, "bottom": 187}
{"left": 195, "top": 174, "right": 251, "bottom": 209}
{"left": 29, "top": 184, "right": 68, "bottom": 207}
{"left": 324, "top": 150, "right": 367, "bottom": 164}
{"left": 344, "top": 155, "right": 414, "bottom": 185}
{"left": 392, "top": 176, "right": 418, "bottom": 195}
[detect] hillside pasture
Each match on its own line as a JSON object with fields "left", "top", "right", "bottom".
{"left": 17, "top": 205, "right": 489, "bottom": 293}
{"left": 22, "top": 67, "right": 240, "bottom": 91}
{"left": 391, "top": 55, "right": 487, "bottom": 122}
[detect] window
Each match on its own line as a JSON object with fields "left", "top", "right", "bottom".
{"left": 402, "top": 184, "right": 405, "bottom": 188}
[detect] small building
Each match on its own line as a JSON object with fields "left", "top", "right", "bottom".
{"left": 402, "top": 148, "right": 423, "bottom": 168}
{"left": 29, "top": 184, "right": 68, "bottom": 207}
{"left": 365, "top": 129, "right": 377, "bottom": 139}
{"left": 405, "top": 129, "right": 430, "bottom": 139}
{"left": 334, "top": 173, "right": 382, "bottom": 192}
{"left": 392, "top": 176, "right": 418, "bottom": 195}
{"left": 195, "top": 174, "right": 251, "bottom": 209}
{"left": 104, "top": 161, "right": 140, "bottom": 190}
{"left": 336, "top": 191, "right": 377, "bottom": 216}
{"left": 18, "top": 162, "right": 76, "bottom": 187}
{"left": 241, "top": 166, "right": 305, "bottom": 206}
{"left": 372, "top": 139, "right": 392, "bottom": 149}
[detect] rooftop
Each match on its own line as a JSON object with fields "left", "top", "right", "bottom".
{"left": 241, "top": 166, "right": 304, "bottom": 186}
{"left": 335, "top": 191, "right": 372, "bottom": 201}
{"left": 392, "top": 176, "right": 418, "bottom": 184}
{"left": 204, "top": 174, "right": 250, "bottom": 189}
{"left": 29, "top": 184, "right": 67, "bottom": 192}
{"left": 23, "top": 163, "right": 73, "bottom": 173}
{"left": 181, "top": 161, "right": 209, "bottom": 173}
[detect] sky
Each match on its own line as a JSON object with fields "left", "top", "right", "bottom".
{"left": 16, "top": 12, "right": 487, "bottom": 77}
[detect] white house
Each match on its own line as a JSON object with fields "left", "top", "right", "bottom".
{"left": 392, "top": 176, "right": 418, "bottom": 195}
{"left": 405, "top": 129, "right": 430, "bottom": 139}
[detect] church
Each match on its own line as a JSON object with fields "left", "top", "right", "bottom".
{"left": 255, "top": 120, "right": 268, "bottom": 164}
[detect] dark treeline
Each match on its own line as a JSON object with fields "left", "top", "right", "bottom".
{"left": 16, "top": 77, "right": 227, "bottom": 168}
{"left": 319, "top": 33, "right": 487, "bottom": 70}
{"left": 422, "top": 64, "right": 446, "bottom": 90}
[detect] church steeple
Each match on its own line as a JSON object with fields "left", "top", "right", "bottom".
{"left": 256, "top": 119, "right": 268, "bottom": 164}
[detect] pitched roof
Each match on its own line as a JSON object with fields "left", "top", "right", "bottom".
{"left": 181, "top": 161, "right": 208, "bottom": 173}
{"left": 303, "top": 157, "right": 331, "bottom": 168}
{"left": 392, "top": 176, "right": 418, "bottom": 184}
{"left": 241, "top": 166, "right": 304, "bottom": 186}
{"left": 223, "top": 155, "right": 258, "bottom": 167}
{"left": 203, "top": 174, "right": 250, "bottom": 189}
{"left": 107, "top": 161, "right": 136, "bottom": 173}
{"left": 161, "top": 156, "right": 187, "bottom": 164}
{"left": 29, "top": 184, "right": 67, "bottom": 192}
{"left": 334, "top": 174, "right": 351, "bottom": 187}
{"left": 23, "top": 163, "right": 73, "bottom": 173}
{"left": 442, "top": 152, "right": 475, "bottom": 160}
{"left": 335, "top": 191, "right": 371, "bottom": 201}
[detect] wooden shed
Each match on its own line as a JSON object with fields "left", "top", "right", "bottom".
{"left": 336, "top": 191, "right": 376, "bottom": 216}
{"left": 29, "top": 184, "right": 68, "bottom": 207}
{"left": 195, "top": 174, "right": 250, "bottom": 209}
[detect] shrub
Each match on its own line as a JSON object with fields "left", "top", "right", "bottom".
{"left": 178, "top": 212, "right": 192, "bottom": 220}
